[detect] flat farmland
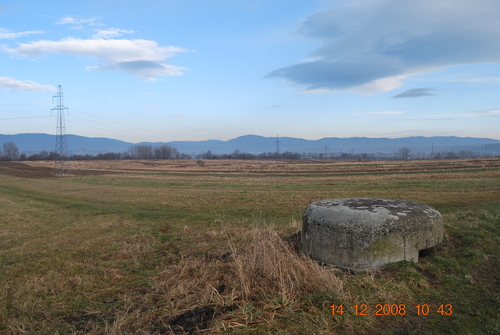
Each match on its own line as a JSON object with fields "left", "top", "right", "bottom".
{"left": 0, "top": 159, "right": 499, "bottom": 334}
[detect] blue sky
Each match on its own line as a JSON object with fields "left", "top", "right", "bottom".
{"left": 1, "top": 0, "right": 499, "bottom": 143}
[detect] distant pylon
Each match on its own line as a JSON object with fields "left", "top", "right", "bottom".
{"left": 274, "top": 134, "right": 281, "bottom": 155}
{"left": 52, "top": 85, "right": 70, "bottom": 175}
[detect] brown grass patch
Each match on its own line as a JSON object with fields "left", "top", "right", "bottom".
{"left": 17, "top": 158, "right": 500, "bottom": 177}
{"left": 148, "top": 227, "right": 344, "bottom": 333}
{"left": 231, "top": 228, "right": 342, "bottom": 303}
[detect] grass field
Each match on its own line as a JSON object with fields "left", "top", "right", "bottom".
{"left": 0, "top": 158, "right": 499, "bottom": 334}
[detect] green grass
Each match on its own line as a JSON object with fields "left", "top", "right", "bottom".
{"left": 0, "top": 160, "right": 499, "bottom": 334}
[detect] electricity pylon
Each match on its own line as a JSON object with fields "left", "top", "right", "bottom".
{"left": 274, "top": 134, "right": 281, "bottom": 156}
{"left": 52, "top": 85, "right": 70, "bottom": 176}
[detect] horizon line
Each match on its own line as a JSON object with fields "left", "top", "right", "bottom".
{"left": 1, "top": 132, "right": 500, "bottom": 143}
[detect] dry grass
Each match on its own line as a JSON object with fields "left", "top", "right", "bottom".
{"left": 18, "top": 157, "right": 500, "bottom": 176}
{"left": 231, "top": 228, "right": 342, "bottom": 303}
{"left": 0, "top": 159, "right": 499, "bottom": 334}
{"left": 6, "top": 223, "right": 344, "bottom": 334}
{"left": 138, "top": 225, "right": 344, "bottom": 334}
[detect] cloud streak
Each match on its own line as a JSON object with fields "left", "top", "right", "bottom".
{"left": 0, "top": 77, "right": 56, "bottom": 92}
{"left": 365, "top": 111, "right": 405, "bottom": 115}
{"left": 397, "top": 117, "right": 452, "bottom": 121}
{"left": 0, "top": 28, "right": 44, "bottom": 39}
{"left": 55, "top": 16, "right": 99, "bottom": 26}
{"left": 268, "top": 0, "right": 500, "bottom": 94}
{"left": 450, "top": 109, "right": 500, "bottom": 118}
{"left": 2, "top": 38, "right": 188, "bottom": 80}
{"left": 392, "top": 88, "right": 436, "bottom": 98}
{"left": 91, "top": 28, "right": 134, "bottom": 39}
{"left": 397, "top": 109, "right": 500, "bottom": 121}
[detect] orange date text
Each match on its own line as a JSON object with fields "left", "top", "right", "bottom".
{"left": 330, "top": 304, "right": 453, "bottom": 316}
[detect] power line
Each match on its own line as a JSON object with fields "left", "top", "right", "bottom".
{"left": 65, "top": 89, "right": 204, "bottom": 132}
{"left": 65, "top": 88, "right": 232, "bottom": 144}
{"left": 0, "top": 116, "right": 52, "bottom": 120}
{"left": 69, "top": 113, "right": 225, "bottom": 151}
{"left": 70, "top": 115, "right": 168, "bottom": 143}
{"left": 0, "top": 102, "right": 168, "bottom": 144}
{"left": 70, "top": 108, "right": 190, "bottom": 142}
{"left": 69, "top": 119, "right": 152, "bottom": 143}
{"left": 1, "top": 87, "right": 279, "bottom": 154}
{"left": 0, "top": 103, "right": 51, "bottom": 106}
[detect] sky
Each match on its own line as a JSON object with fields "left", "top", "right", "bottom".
{"left": 0, "top": 0, "right": 499, "bottom": 143}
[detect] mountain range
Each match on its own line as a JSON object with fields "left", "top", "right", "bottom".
{"left": 1, "top": 133, "right": 499, "bottom": 156}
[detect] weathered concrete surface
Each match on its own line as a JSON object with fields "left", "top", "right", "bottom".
{"left": 302, "top": 198, "right": 443, "bottom": 270}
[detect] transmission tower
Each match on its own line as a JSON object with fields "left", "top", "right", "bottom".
{"left": 274, "top": 134, "right": 281, "bottom": 156}
{"left": 52, "top": 85, "right": 70, "bottom": 175}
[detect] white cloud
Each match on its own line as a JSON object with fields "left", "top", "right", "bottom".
{"left": 55, "top": 16, "right": 99, "bottom": 25}
{"left": 2, "top": 38, "right": 188, "bottom": 80}
{"left": 455, "top": 77, "right": 500, "bottom": 83}
{"left": 91, "top": 28, "right": 134, "bottom": 39}
{"left": 446, "top": 109, "right": 500, "bottom": 118}
{"left": 0, "top": 77, "right": 56, "bottom": 92}
{"left": 86, "top": 60, "right": 187, "bottom": 79}
{"left": 0, "top": 28, "right": 44, "bottom": 39}
{"left": 354, "top": 110, "right": 405, "bottom": 116}
{"left": 268, "top": 0, "right": 500, "bottom": 94}
{"left": 344, "top": 77, "right": 405, "bottom": 95}
{"left": 397, "top": 109, "right": 500, "bottom": 121}
{"left": 366, "top": 111, "right": 405, "bottom": 115}
{"left": 397, "top": 117, "right": 453, "bottom": 121}
{"left": 298, "top": 76, "right": 405, "bottom": 95}
{"left": 469, "top": 109, "right": 500, "bottom": 117}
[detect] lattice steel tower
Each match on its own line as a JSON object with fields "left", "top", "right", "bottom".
{"left": 52, "top": 85, "right": 70, "bottom": 175}
{"left": 274, "top": 134, "right": 280, "bottom": 155}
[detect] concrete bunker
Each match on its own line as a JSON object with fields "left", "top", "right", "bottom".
{"left": 302, "top": 198, "right": 443, "bottom": 270}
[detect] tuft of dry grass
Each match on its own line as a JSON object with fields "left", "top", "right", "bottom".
{"left": 231, "top": 228, "right": 343, "bottom": 304}
{"left": 150, "top": 226, "right": 344, "bottom": 333}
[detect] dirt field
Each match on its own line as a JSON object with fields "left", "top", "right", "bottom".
{"left": 0, "top": 161, "right": 107, "bottom": 178}
{"left": 3, "top": 157, "right": 500, "bottom": 178}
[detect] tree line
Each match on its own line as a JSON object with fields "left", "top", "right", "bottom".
{"left": 0, "top": 143, "right": 189, "bottom": 161}
{"left": 198, "top": 148, "right": 496, "bottom": 160}
{"left": 0, "top": 141, "right": 497, "bottom": 161}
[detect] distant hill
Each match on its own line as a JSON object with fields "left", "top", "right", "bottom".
{"left": 0, "top": 133, "right": 131, "bottom": 154}
{"left": 168, "top": 135, "right": 500, "bottom": 156}
{"left": 0, "top": 133, "right": 499, "bottom": 156}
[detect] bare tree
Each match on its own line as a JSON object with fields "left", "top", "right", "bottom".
{"left": 136, "top": 145, "right": 154, "bottom": 159}
{"left": 398, "top": 147, "right": 412, "bottom": 160}
{"left": 2, "top": 142, "right": 19, "bottom": 161}
{"left": 127, "top": 146, "right": 138, "bottom": 158}
{"left": 154, "top": 144, "right": 179, "bottom": 159}
{"left": 128, "top": 145, "right": 154, "bottom": 159}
